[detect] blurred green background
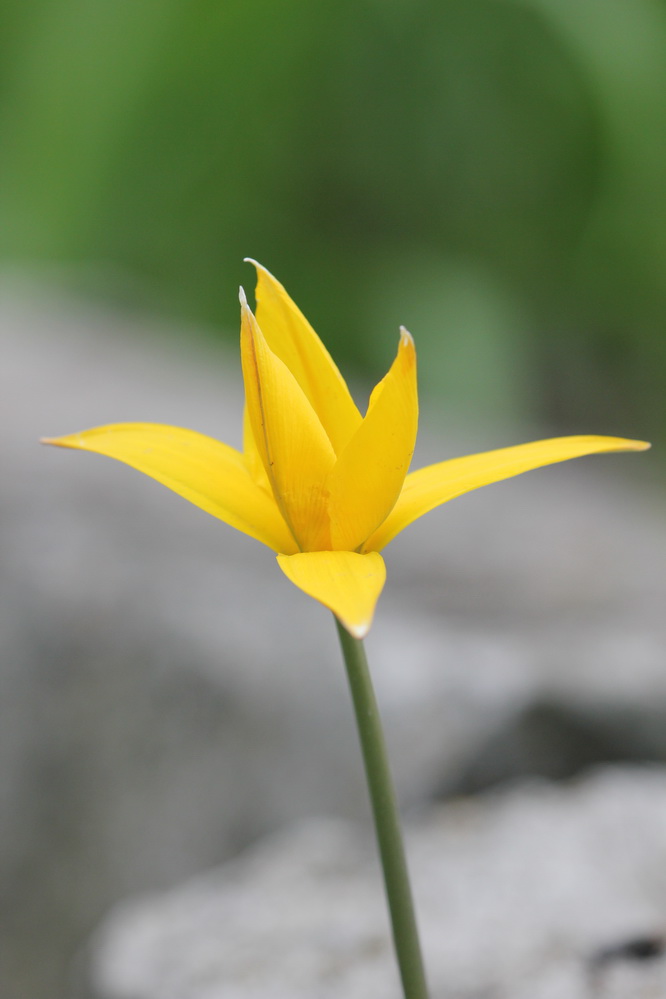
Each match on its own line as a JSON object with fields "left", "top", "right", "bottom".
{"left": 2, "top": 0, "right": 665, "bottom": 439}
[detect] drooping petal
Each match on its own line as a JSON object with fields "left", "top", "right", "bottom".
{"left": 246, "top": 259, "right": 362, "bottom": 454}
{"left": 240, "top": 293, "right": 336, "bottom": 551}
{"left": 41, "top": 423, "right": 299, "bottom": 553}
{"left": 365, "top": 435, "right": 651, "bottom": 551}
{"left": 276, "top": 550, "right": 386, "bottom": 638}
{"left": 329, "top": 328, "right": 418, "bottom": 552}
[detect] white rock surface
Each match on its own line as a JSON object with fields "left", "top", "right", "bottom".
{"left": 1, "top": 289, "right": 664, "bottom": 998}
{"left": 87, "top": 767, "right": 666, "bottom": 999}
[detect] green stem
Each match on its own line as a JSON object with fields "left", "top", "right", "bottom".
{"left": 335, "top": 618, "right": 429, "bottom": 999}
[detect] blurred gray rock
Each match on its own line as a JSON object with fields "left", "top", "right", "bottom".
{"left": 86, "top": 767, "right": 666, "bottom": 999}
{"left": 1, "top": 288, "right": 664, "bottom": 998}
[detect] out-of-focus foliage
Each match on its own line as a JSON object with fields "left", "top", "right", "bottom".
{"left": 1, "top": 0, "right": 665, "bottom": 436}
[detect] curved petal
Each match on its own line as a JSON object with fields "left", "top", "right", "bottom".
{"left": 366, "top": 435, "right": 651, "bottom": 551}
{"left": 329, "top": 328, "right": 418, "bottom": 551}
{"left": 246, "top": 259, "right": 362, "bottom": 453}
{"left": 241, "top": 294, "right": 336, "bottom": 551}
{"left": 276, "top": 550, "right": 386, "bottom": 638}
{"left": 41, "top": 423, "right": 298, "bottom": 553}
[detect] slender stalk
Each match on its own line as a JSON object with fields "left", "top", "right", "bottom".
{"left": 335, "top": 618, "right": 429, "bottom": 999}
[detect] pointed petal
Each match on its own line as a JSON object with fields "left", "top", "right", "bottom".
{"left": 42, "top": 423, "right": 298, "bottom": 553}
{"left": 365, "top": 435, "right": 651, "bottom": 551}
{"left": 276, "top": 550, "right": 386, "bottom": 638}
{"left": 240, "top": 293, "right": 336, "bottom": 551}
{"left": 329, "top": 328, "right": 418, "bottom": 551}
{"left": 246, "top": 259, "right": 362, "bottom": 453}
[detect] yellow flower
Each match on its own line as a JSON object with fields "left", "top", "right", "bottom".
{"left": 43, "top": 261, "right": 649, "bottom": 637}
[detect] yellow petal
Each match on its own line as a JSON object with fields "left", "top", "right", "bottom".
{"left": 246, "top": 259, "right": 362, "bottom": 454}
{"left": 240, "top": 293, "right": 336, "bottom": 551}
{"left": 276, "top": 550, "right": 386, "bottom": 638}
{"left": 366, "top": 434, "right": 651, "bottom": 551}
{"left": 41, "top": 423, "right": 298, "bottom": 553}
{"left": 329, "top": 328, "right": 418, "bottom": 551}
{"left": 242, "top": 403, "right": 271, "bottom": 492}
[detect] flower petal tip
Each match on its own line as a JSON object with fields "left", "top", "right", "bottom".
{"left": 609, "top": 437, "right": 651, "bottom": 452}
{"left": 276, "top": 550, "right": 386, "bottom": 638}
{"left": 343, "top": 618, "right": 371, "bottom": 640}
{"left": 40, "top": 434, "right": 75, "bottom": 448}
{"left": 398, "top": 327, "right": 416, "bottom": 362}
{"left": 244, "top": 257, "right": 273, "bottom": 281}
{"left": 238, "top": 285, "right": 248, "bottom": 308}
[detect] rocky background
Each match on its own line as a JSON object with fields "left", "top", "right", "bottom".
{"left": 87, "top": 770, "right": 666, "bottom": 999}
{"left": 2, "top": 290, "right": 665, "bottom": 999}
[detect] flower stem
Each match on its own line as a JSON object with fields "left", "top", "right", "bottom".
{"left": 334, "top": 618, "right": 429, "bottom": 999}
